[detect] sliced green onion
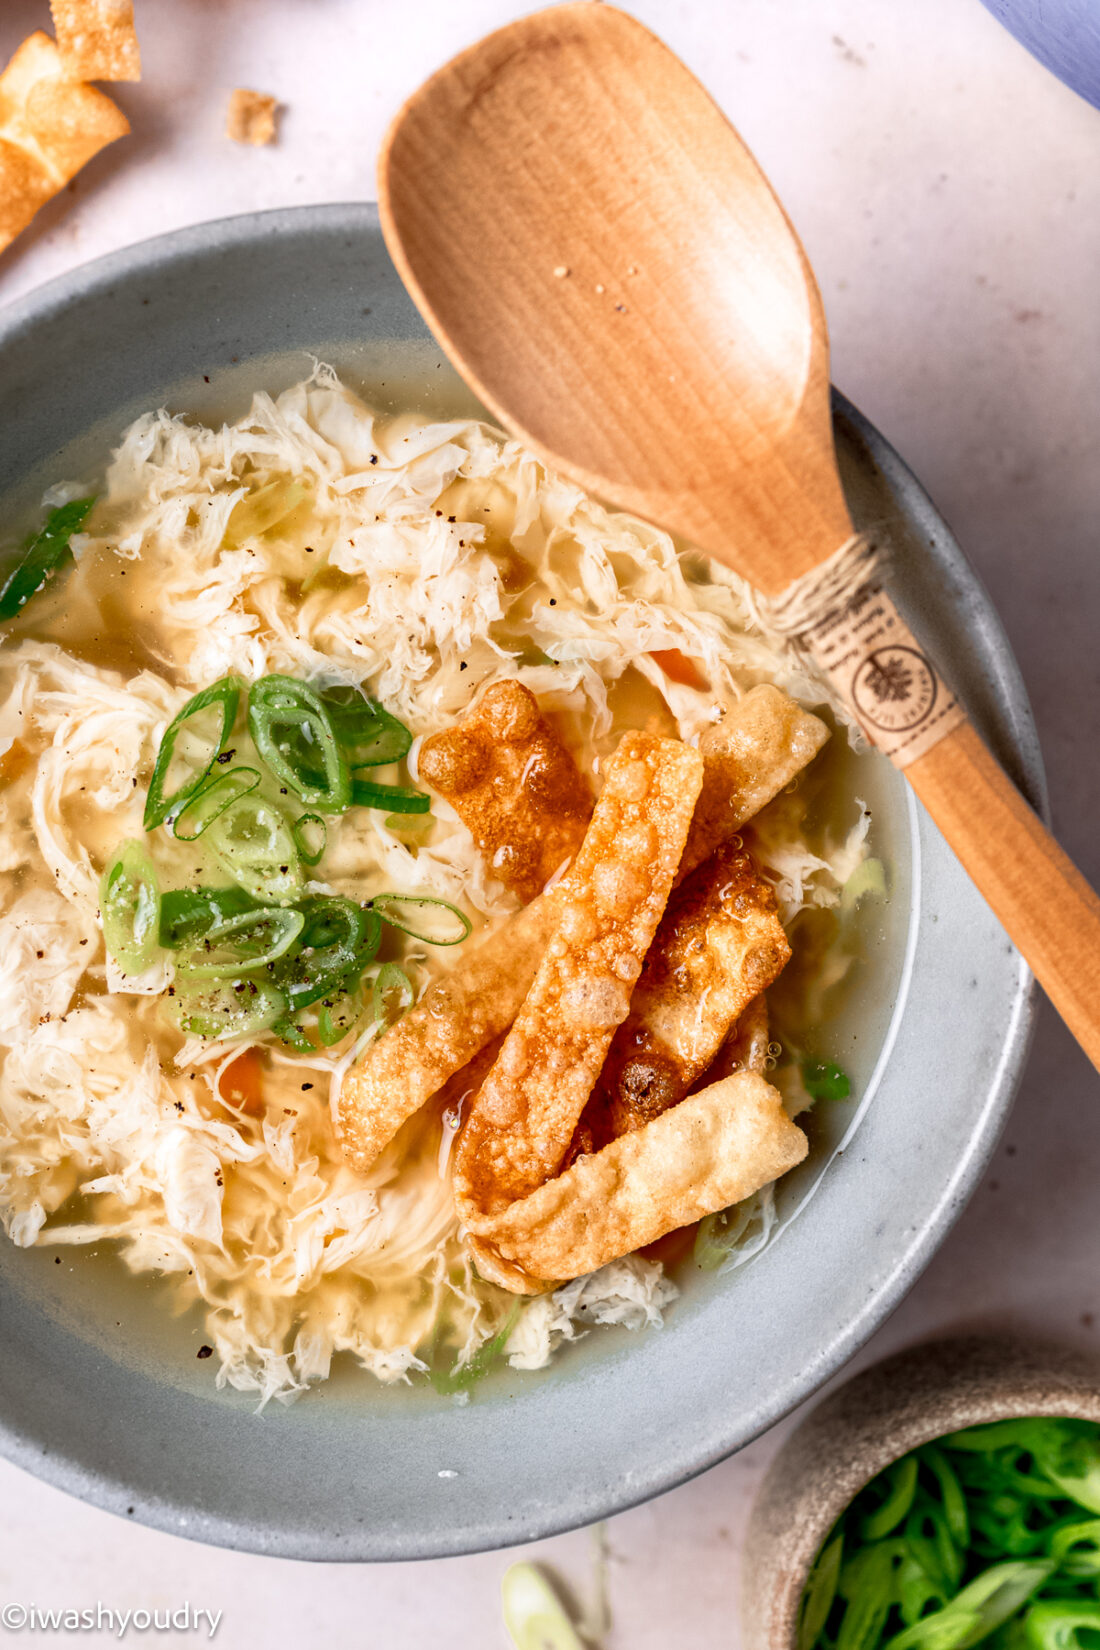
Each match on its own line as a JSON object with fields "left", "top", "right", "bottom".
{"left": 372, "top": 963, "right": 414, "bottom": 1027}
{"left": 165, "top": 978, "right": 287, "bottom": 1041}
{"left": 277, "top": 896, "right": 376, "bottom": 1012}
{"left": 175, "top": 907, "right": 305, "bottom": 979}
{"left": 432, "top": 1302, "right": 522, "bottom": 1397}
{"left": 1022, "top": 1600, "right": 1100, "bottom": 1648}
{"left": 501, "top": 1561, "right": 586, "bottom": 1650}
{"left": 384, "top": 810, "right": 432, "bottom": 840}
{"left": 208, "top": 794, "right": 304, "bottom": 905}
{"left": 882, "top": 1559, "right": 1053, "bottom": 1649}
{"left": 99, "top": 839, "right": 161, "bottom": 974}
{"left": 144, "top": 676, "right": 242, "bottom": 831}
{"left": 350, "top": 777, "right": 430, "bottom": 814}
{"left": 371, "top": 893, "right": 470, "bottom": 946}
{"left": 171, "top": 766, "right": 259, "bottom": 840}
{"left": 321, "top": 687, "right": 412, "bottom": 769}
{"left": 292, "top": 812, "right": 326, "bottom": 865}
{"left": 802, "top": 1058, "right": 851, "bottom": 1103}
{"left": 273, "top": 1014, "right": 316, "bottom": 1054}
{"left": 317, "top": 987, "right": 364, "bottom": 1046}
{"left": 841, "top": 856, "right": 888, "bottom": 920}
{"left": 862, "top": 1458, "right": 920, "bottom": 1542}
{"left": 159, "top": 886, "right": 257, "bottom": 949}
{"left": 223, "top": 478, "right": 308, "bottom": 548}
{"left": 0, "top": 497, "right": 95, "bottom": 622}
{"left": 247, "top": 675, "right": 350, "bottom": 812}
{"left": 798, "top": 1534, "right": 844, "bottom": 1650}
{"left": 693, "top": 1198, "right": 758, "bottom": 1271}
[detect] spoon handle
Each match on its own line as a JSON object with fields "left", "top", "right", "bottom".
{"left": 904, "top": 721, "right": 1100, "bottom": 1067}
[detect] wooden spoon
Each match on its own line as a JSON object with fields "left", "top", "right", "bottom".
{"left": 378, "top": 3, "right": 1100, "bottom": 1070}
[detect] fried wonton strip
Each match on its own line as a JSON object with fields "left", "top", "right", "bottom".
{"left": 454, "top": 732, "right": 704, "bottom": 1223}
{"left": 477, "top": 1072, "right": 808, "bottom": 1292}
{"left": 336, "top": 896, "right": 556, "bottom": 1174}
{"left": 702, "top": 993, "right": 771, "bottom": 1084}
{"left": 226, "top": 89, "right": 279, "bottom": 147}
{"left": 418, "top": 680, "right": 591, "bottom": 903}
{"left": 0, "top": 32, "right": 129, "bottom": 256}
{"left": 49, "top": 1, "right": 142, "bottom": 81}
{"left": 680, "top": 684, "right": 829, "bottom": 878}
{"left": 600, "top": 842, "right": 790, "bottom": 1139}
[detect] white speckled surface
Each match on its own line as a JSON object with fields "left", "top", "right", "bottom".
{"left": 0, "top": 1, "right": 1098, "bottom": 1643}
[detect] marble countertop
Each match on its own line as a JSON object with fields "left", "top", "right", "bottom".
{"left": 1, "top": 1, "right": 1098, "bottom": 1644}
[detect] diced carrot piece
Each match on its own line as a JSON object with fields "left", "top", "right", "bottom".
{"left": 0, "top": 739, "right": 32, "bottom": 789}
{"left": 218, "top": 1048, "right": 266, "bottom": 1115}
{"left": 649, "top": 649, "right": 709, "bottom": 692}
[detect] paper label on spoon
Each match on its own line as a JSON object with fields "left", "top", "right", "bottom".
{"left": 801, "top": 582, "right": 966, "bottom": 767}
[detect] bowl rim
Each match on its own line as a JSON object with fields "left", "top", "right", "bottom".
{"left": 0, "top": 204, "right": 1046, "bottom": 1560}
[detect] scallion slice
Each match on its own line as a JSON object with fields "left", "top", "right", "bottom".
{"left": 175, "top": 907, "right": 305, "bottom": 979}
{"left": 0, "top": 497, "right": 95, "bottom": 622}
{"left": 317, "top": 987, "right": 364, "bottom": 1046}
{"left": 165, "top": 978, "right": 287, "bottom": 1041}
{"left": 321, "top": 687, "right": 412, "bottom": 769}
{"left": 276, "top": 896, "right": 376, "bottom": 1013}
{"left": 208, "top": 795, "right": 303, "bottom": 905}
{"left": 371, "top": 962, "right": 414, "bottom": 1027}
{"left": 292, "top": 812, "right": 326, "bottom": 866}
{"left": 171, "top": 766, "right": 260, "bottom": 841}
{"left": 247, "top": 675, "right": 350, "bottom": 812}
{"left": 99, "top": 839, "right": 161, "bottom": 975}
{"left": 500, "top": 1562, "right": 585, "bottom": 1650}
{"left": 350, "top": 777, "right": 430, "bottom": 814}
{"left": 143, "top": 676, "right": 242, "bottom": 831}
{"left": 159, "top": 886, "right": 257, "bottom": 949}
{"left": 371, "top": 893, "right": 470, "bottom": 946}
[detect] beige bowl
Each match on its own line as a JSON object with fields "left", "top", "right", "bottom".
{"left": 742, "top": 1336, "right": 1100, "bottom": 1650}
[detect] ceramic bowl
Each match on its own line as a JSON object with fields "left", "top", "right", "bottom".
{"left": 743, "top": 1335, "right": 1100, "bottom": 1648}
{"left": 0, "top": 205, "right": 1044, "bottom": 1559}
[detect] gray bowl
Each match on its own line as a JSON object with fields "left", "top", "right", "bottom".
{"left": 0, "top": 205, "right": 1044, "bottom": 1560}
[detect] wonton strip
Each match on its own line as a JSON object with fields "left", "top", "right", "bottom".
{"left": 680, "top": 684, "right": 829, "bottom": 878}
{"left": 49, "top": 1, "right": 142, "bottom": 82}
{"left": 454, "top": 731, "right": 703, "bottom": 1224}
{"left": 598, "top": 842, "right": 790, "bottom": 1140}
{"left": 226, "top": 89, "right": 279, "bottom": 147}
{"left": 702, "top": 992, "right": 771, "bottom": 1085}
{"left": 418, "top": 680, "right": 591, "bottom": 903}
{"left": 337, "top": 684, "right": 823, "bottom": 1174}
{"left": 0, "top": 33, "right": 129, "bottom": 256}
{"left": 477, "top": 1072, "right": 808, "bottom": 1291}
{"left": 336, "top": 895, "right": 556, "bottom": 1174}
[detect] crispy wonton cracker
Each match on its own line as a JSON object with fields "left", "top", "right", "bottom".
{"left": 681, "top": 684, "right": 829, "bottom": 878}
{"left": 454, "top": 731, "right": 703, "bottom": 1224}
{"left": 702, "top": 992, "right": 771, "bottom": 1085}
{"left": 0, "top": 32, "right": 129, "bottom": 255}
{"left": 226, "top": 89, "right": 279, "bottom": 147}
{"left": 419, "top": 680, "right": 591, "bottom": 903}
{"left": 597, "top": 842, "right": 789, "bottom": 1140}
{"left": 337, "top": 684, "right": 824, "bottom": 1173}
{"left": 49, "top": 1, "right": 141, "bottom": 82}
{"left": 476, "top": 1071, "right": 808, "bottom": 1290}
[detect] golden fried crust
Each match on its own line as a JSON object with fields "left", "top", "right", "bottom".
{"left": 453, "top": 732, "right": 704, "bottom": 1223}
{"left": 0, "top": 32, "right": 129, "bottom": 255}
{"left": 49, "top": 1, "right": 141, "bottom": 82}
{"left": 680, "top": 685, "right": 829, "bottom": 879}
{"left": 600, "top": 843, "right": 789, "bottom": 1139}
{"left": 418, "top": 680, "right": 591, "bottom": 903}
{"left": 703, "top": 993, "right": 771, "bottom": 1084}
{"left": 473, "top": 1071, "right": 808, "bottom": 1292}
{"left": 226, "top": 89, "right": 279, "bottom": 147}
{"left": 335, "top": 894, "right": 557, "bottom": 1173}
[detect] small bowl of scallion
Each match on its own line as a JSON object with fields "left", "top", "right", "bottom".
{"left": 743, "top": 1335, "right": 1100, "bottom": 1650}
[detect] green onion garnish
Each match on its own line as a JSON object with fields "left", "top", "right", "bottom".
{"left": 143, "top": 676, "right": 243, "bottom": 831}
{"left": 174, "top": 907, "right": 305, "bottom": 979}
{"left": 350, "top": 777, "right": 431, "bottom": 814}
{"left": 292, "top": 812, "right": 326, "bottom": 865}
{"left": 207, "top": 795, "right": 304, "bottom": 905}
{"left": 802, "top": 1058, "right": 852, "bottom": 1103}
{"left": 247, "top": 675, "right": 350, "bottom": 813}
{"left": 430, "top": 1302, "right": 522, "bottom": 1397}
{"left": 371, "top": 962, "right": 414, "bottom": 1027}
{"left": 171, "top": 766, "right": 260, "bottom": 841}
{"left": 800, "top": 1419, "right": 1100, "bottom": 1650}
{"left": 500, "top": 1560, "right": 586, "bottom": 1650}
{"left": 165, "top": 978, "right": 287, "bottom": 1041}
{"left": 321, "top": 686, "right": 412, "bottom": 769}
{"left": 277, "top": 896, "right": 377, "bottom": 1013}
{"left": 159, "top": 886, "right": 256, "bottom": 949}
{"left": 371, "top": 893, "right": 470, "bottom": 946}
{"left": 0, "top": 497, "right": 95, "bottom": 622}
{"left": 99, "top": 839, "right": 162, "bottom": 975}
{"left": 317, "top": 987, "right": 364, "bottom": 1046}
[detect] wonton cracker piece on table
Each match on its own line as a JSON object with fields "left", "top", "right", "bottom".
{"left": 473, "top": 1071, "right": 808, "bottom": 1293}
{"left": 226, "top": 89, "right": 279, "bottom": 147}
{"left": 418, "top": 680, "right": 591, "bottom": 904}
{"left": 680, "top": 684, "right": 829, "bottom": 879}
{"left": 453, "top": 731, "right": 704, "bottom": 1226}
{"left": 0, "top": 32, "right": 129, "bottom": 256}
{"left": 337, "top": 683, "right": 826, "bottom": 1174}
{"left": 594, "top": 841, "right": 790, "bottom": 1141}
{"left": 49, "top": 0, "right": 141, "bottom": 82}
